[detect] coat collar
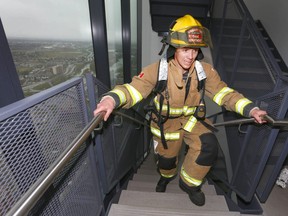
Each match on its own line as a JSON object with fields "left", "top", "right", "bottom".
{"left": 169, "top": 59, "right": 195, "bottom": 88}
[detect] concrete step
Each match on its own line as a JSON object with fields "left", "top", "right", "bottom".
{"left": 132, "top": 173, "right": 211, "bottom": 185}
{"left": 138, "top": 164, "right": 157, "bottom": 171}
{"left": 133, "top": 172, "right": 206, "bottom": 181}
{"left": 136, "top": 168, "right": 158, "bottom": 175}
{"left": 132, "top": 173, "right": 178, "bottom": 184}
{"left": 108, "top": 204, "right": 241, "bottom": 216}
{"left": 118, "top": 190, "right": 229, "bottom": 212}
{"left": 132, "top": 173, "right": 160, "bottom": 180}
{"left": 127, "top": 180, "right": 217, "bottom": 195}
{"left": 140, "top": 159, "right": 157, "bottom": 167}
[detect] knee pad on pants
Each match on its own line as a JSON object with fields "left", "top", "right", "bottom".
{"left": 196, "top": 133, "right": 219, "bottom": 166}
{"left": 157, "top": 155, "right": 177, "bottom": 170}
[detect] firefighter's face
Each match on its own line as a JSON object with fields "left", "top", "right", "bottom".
{"left": 174, "top": 47, "right": 199, "bottom": 70}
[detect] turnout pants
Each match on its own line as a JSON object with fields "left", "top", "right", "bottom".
{"left": 154, "top": 119, "right": 219, "bottom": 186}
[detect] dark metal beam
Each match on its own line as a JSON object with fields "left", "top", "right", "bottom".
{"left": 88, "top": 0, "right": 111, "bottom": 89}
{"left": 0, "top": 18, "right": 24, "bottom": 107}
{"left": 121, "top": 0, "right": 132, "bottom": 83}
{"left": 137, "top": 0, "right": 142, "bottom": 72}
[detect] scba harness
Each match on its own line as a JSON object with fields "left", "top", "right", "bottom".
{"left": 145, "top": 56, "right": 208, "bottom": 149}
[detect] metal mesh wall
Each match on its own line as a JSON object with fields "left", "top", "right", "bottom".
{"left": 230, "top": 87, "right": 288, "bottom": 202}
{"left": 256, "top": 128, "right": 288, "bottom": 202}
{"left": 28, "top": 144, "right": 103, "bottom": 216}
{"left": 0, "top": 78, "right": 102, "bottom": 215}
{"left": 85, "top": 73, "right": 151, "bottom": 194}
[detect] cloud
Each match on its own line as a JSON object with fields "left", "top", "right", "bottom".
{"left": 0, "top": 0, "right": 91, "bottom": 40}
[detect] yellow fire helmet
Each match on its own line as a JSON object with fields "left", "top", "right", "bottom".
{"left": 166, "top": 14, "right": 213, "bottom": 48}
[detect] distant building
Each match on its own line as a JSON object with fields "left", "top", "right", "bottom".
{"left": 51, "top": 65, "right": 63, "bottom": 75}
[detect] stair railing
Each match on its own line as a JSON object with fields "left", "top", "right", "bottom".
{"left": 1, "top": 75, "right": 151, "bottom": 216}
{"left": 209, "top": 1, "right": 288, "bottom": 213}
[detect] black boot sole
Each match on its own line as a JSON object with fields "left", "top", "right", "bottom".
{"left": 179, "top": 179, "right": 205, "bottom": 206}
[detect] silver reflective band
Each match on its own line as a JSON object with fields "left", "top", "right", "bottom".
{"left": 195, "top": 60, "right": 206, "bottom": 81}
{"left": 159, "top": 54, "right": 168, "bottom": 81}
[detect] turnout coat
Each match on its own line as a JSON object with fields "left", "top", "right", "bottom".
{"left": 105, "top": 59, "right": 256, "bottom": 142}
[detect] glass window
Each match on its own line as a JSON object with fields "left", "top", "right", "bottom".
{"left": 104, "top": 0, "right": 124, "bottom": 87}
{"left": 130, "top": 0, "right": 138, "bottom": 77}
{"left": 0, "top": 0, "right": 95, "bottom": 97}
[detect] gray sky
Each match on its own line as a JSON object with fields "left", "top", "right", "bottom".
{"left": 0, "top": 0, "right": 92, "bottom": 40}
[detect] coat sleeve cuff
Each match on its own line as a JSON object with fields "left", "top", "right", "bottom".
{"left": 243, "top": 102, "right": 258, "bottom": 117}
{"left": 101, "top": 92, "right": 121, "bottom": 108}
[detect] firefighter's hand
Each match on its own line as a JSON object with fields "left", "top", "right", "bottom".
{"left": 93, "top": 96, "right": 115, "bottom": 121}
{"left": 250, "top": 108, "right": 268, "bottom": 124}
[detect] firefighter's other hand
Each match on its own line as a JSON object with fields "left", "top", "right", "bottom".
{"left": 250, "top": 108, "right": 268, "bottom": 124}
{"left": 93, "top": 96, "right": 115, "bottom": 121}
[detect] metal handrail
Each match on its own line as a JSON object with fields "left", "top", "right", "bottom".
{"left": 213, "top": 115, "right": 288, "bottom": 128}
{"left": 6, "top": 112, "right": 105, "bottom": 216}
{"left": 113, "top": 110, "right": 150, "bottom": 128}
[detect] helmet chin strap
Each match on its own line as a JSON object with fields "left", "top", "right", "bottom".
{"left": 159, "top": 45, "right": 204, "bottom": 61}
{"left": 158, "top": 43, "right": 167, "bottom": 56}
{"left": 196, "top": 49, "right": 204, "bottom": 60}
{"left": 158, "top": 32, "right": 168, "bottom": 56}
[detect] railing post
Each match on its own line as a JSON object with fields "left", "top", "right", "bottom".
{"left": 229, "top": 15, "right": 247, "bottom": 86}
{"left": 214, "top": 0, "right": 229, "bottom": 68}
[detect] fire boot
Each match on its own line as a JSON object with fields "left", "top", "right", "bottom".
{"left": 179, "top": 178, "right": 205, "bottom": 206}
{"left": 155, "top": 175, "right": 176, "bottom": 192}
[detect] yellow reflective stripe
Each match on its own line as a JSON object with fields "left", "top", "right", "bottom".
{"left": 170, "top": 107, "right": 183, "bottom": 115}
{"left": 183, "top": 106, "right": 197, "bottom": 116}
{"left": 110, "top": 89, "right": 126, "bottom": 105}
{"left": 154, "top": 97, "right": 196, "bottom": 116}
{"left": 150, "top": 127, "right": 180, "bottom": 140}
{"left": 124, "top": 84, "right": 143, "bottom": 106}
{"left": 154, "top": 97, "right": 170, "bottom": 111}
{"left": 183, "top": 115, "right": 197, "bottom": 132}
{"left": 213, "top": 87, "right": 234, "bottom": 105}
{"left": 181, "top": 167, "right": 202, "bottom": 186}
{"left": 160, "top": 173, "right": 175, "bottom": 178}
{"left": 235, "top": 98, "right": 252, "bottom": 115}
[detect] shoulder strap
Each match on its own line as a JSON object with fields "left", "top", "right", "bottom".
{"left": 194, "top": 60, "right": 207, "bottom": 92}
{"left": 195, "top": 60, "right": 207, "bottom": 81}
{"left": 154, "top": 55, "right": 168, "bottom": 93}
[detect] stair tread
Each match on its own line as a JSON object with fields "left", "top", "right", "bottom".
{"left": 233, "top": 81, "right": 273, "bottom": 90}
{"left": 225, "top": 67, "right": 267, "bottom": 74}
{"left": 138, "top": 164, "right": 157, "bottom": 171}
{"left": 133, "top": 173, "right": 166, "bottom": 182}
{"left": 136, "top": 168, "right": 158, "bottom": 175}
{"left": 108, "top": 204, "right": 241, "bottom": 216}
{"left": 127, "top": 180, "right": 217, "bottom": 195}
{"left": 118, "top": 190, "right": 229, "bottom": 211}
{"left": 132, "top": 173, "right": 211, "bottom": 186}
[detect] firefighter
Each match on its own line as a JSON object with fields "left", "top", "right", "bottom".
{"left": 93, "top": 14, "right": 267, "bottom": 206}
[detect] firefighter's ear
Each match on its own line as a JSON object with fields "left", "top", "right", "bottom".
{"left": 167, "top": 46, "right": 176, "bottom": 59}
{"left": 196, "top": 49, "right": 204, "bottom": 60}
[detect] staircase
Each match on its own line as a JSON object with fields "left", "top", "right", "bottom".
{"left": 210, "top": 18, "right": 275, "bottom": 101}
{"left": 255, "top": 20, "right": 288, "bottom": 76}
{"left": 149, "top": 0, "right": 214, "bottom": 35}
{"left": 106, "top": 151, "right": 263, "bottom": 216}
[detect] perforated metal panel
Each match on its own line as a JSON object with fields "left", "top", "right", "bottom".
{"left": 0, "top": 78, "right": 103, "bottom": 215}
{"left": 29, "top": 144, "right": 103, "bottom": 216}
{"left": 85, "top": 73, "right": 151, "bottom": 195}
{"left": 256, "top": 128, "right": 288, "bottom": 202}
{"left": 230, "top": 87, "right": 288, "bottom": 202}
